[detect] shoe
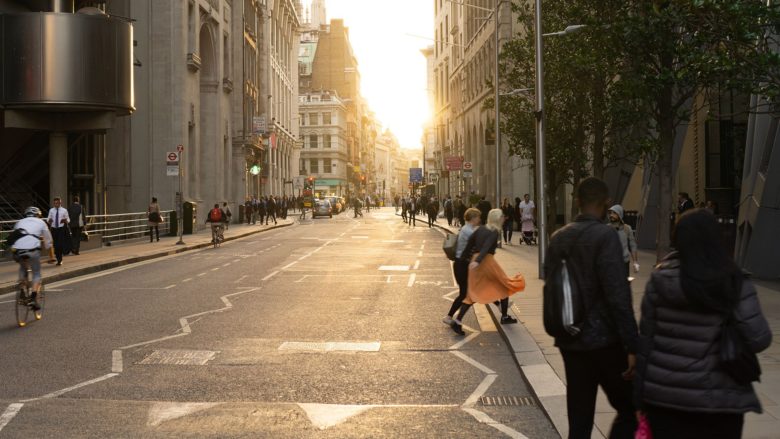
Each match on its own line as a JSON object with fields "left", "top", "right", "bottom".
{"left": 442, "top": 316, "right": 454, "bottom": 325}
{"left": 56, "top": 261, "right": 62, "bottom": 266}
{"left": 501, "top": 316, "right": 518, "bottom": 324}
{"left": 73, "top": 251, "right": 80, "bottom": 255}
{"left": 450, "top": 321, "right": 466, "bottom": 336}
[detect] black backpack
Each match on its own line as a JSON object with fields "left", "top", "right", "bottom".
{"left": 5, "top": 228, "right": 28, "bottom": 247}
{"left": 543, "top": 223, "right": 596, "bottom": 339}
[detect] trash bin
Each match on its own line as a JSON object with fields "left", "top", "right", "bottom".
{"left": 183, "top": 201, "right": 197, "bottom": 235}
{"left": 238, "top": 204, "right": 245, "bottom": 224}
{"left": 168, "top": 210, "right": 178, "bottom": 236}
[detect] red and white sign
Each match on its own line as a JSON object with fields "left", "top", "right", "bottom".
{"left": 167, "top": 152, "right": 179, "bottom": 162}
{"left": 177, "top": 144, "right": 184, "bottom": 153}
{"left": 463, "top": 161, "right": 473, "bottom": 171}
{"left": 445, "top": 156, "right": 464, "bottom": 171}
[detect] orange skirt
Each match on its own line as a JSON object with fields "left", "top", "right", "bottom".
{"left": 465, "top": 253, "right": 525, "bottom": 305}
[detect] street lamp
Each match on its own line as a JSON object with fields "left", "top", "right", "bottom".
{"left": 534, "top": 0, "right": 586, "bottom": 278}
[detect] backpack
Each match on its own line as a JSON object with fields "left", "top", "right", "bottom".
{"left": 209, "top": 208, "right": 222, "bottom": 222}
{"left": 442, "top": 232, "right": 459, "bottom": 261}
{"left": 543, "top": 223, "right": 597, "bottom": 339}
{"left": 5, "top": 228, "right": 28, "bottom": 248}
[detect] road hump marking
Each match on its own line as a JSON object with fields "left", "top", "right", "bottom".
{"left": 147, "top": 402, "right": 219, "bottom": 427}
{"left": 378, "top": 265, "right": 409, "bottom": 271}
{"left": 298, "top": 403, "right": 374, "bottom": 430}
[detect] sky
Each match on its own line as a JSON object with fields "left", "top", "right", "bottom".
{"left": 303, "top": 0, "right": 434, "bottom": 149}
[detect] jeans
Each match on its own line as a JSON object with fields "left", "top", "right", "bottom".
{"left": 560, "top": 345, "right": 636, "bottom": 439}
{"left": 448, "top": 259, "right": 469, "bottom": 317}
{"left": 502, "top": 221, "right": 513, "bottom": 243}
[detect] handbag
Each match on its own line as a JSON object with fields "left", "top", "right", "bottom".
{"left": 148, "top": 211, "right": 162, "bottom": 223}
{"left": 442, "top": 232, "right": 459, "bottom": 261}
{"left": 720, "top": 313, "right": 761, "bottom": 384}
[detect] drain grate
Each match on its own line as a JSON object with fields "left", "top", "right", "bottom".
{"left": 479, "top": 396, "right": 536, "bottom": 407}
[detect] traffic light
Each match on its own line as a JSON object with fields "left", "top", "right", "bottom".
{"left": 304, "top": 177, "right": 314, "bottom": 190}
{"left": 249, "top": 163, "right": 261, "bottom": 175}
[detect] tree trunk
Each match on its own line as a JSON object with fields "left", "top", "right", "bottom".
{"left": 655, "top": 77, "right": 675, "bottom": 261}
{"left": 592, "top": 76, "right": 606, "bottom": 180}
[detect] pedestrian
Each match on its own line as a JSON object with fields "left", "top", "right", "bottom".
{"left": 518, "top": 194, "right": 536, "bottom": 245}
{"left": 443, "top": 207, "right": 481, "bottom": 334}
{"left": 46, "top": 196, "right": 70, "bottom": 266}
{"left": 476, "top": 196, "right": 491, "bottom": 225}
{"left": 544, "top": 177, "right": 638, "bottom": 438}
{"left": 635, "top": 209, "right": 771, "bottom": 438}
{"left": 266, "top": 196, "right": 277, "bottom": 225}
{"left": 257, "top": 197, "right": 266, "bottom": 225}
{"left": 408, "top": 197, "right": 417, "bottom": 225}
{"left": 456, "top": 197, "right": 466, "bottom": 227}
{"left": 244, "top": 197, "right": 252, "bottom": 224}
{"left": 607, "top": 205, "right": 639, "bottom": 277}
{"left": 147, "top": 197, "right": 163, "bottom": 242}
{"left": 426, "top": 197, "right": 439, "bottom": 228}
{"left": 450, "top": 209, "right": 525, "bottom": 334}
{"left": 677, "top": 191, "right": 694, "bottom": 214}
{"left": 67, "top": 195, "right": 86, "bottom": 255}
{"left": 394, "top": 195, "right": 401, "bottom": 213}
{"left": 444, "top": 196, "right": 454, "bottom": 226}
{"left": 705, "top": 199, "right": 719, "bottom": 214}
{"left": 222, "top": 202, "right": 232, "bottom": 230}
{"left": 500, "top": 198, "right": 514, "bottom": 245}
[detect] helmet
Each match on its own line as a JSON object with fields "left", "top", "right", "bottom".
{"left": 24, "top": 206, "right": 42, "bottom": 218}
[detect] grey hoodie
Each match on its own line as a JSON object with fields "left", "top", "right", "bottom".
{"left": 609, "top": 204, "right": 636, "bottom": 263}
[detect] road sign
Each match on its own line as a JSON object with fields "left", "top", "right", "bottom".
{"left": 463, "top": 170, "right": 473, "bottom": 178}
{"left": 445, "top": 156, "right": 464, "bottom": 170}
{"left": 252, "top": 115, "right": 266, "bottom": 135}
{"left": 177, "top": 144, "right": 184, "bottom": 153}
{"left": 409, "top": 168, "right": 423, "bottom": 183}
{"left": 166, "top": 151, "right": 180, "bottom": 165}
{"left": 463, "top": 161, "right": 473, "bottom": 171}
{"left": 167, "top": 166, "right": 179, "bottom": 176}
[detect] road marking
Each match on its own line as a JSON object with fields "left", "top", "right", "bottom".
{"left": 182, "top": 278, "right": 193, "bottom": 283}
{"left": 386, "top": 275, "right": 392, "bottom": 283}
{"left": 234, "top": 275, "right": 248, "bottom": 283}
{"left": 112, "top": 350, "right": 123, "bottom": 373}
{"left": 233, "top": 259, "right": 241, "bottom": 263}
{"left": 23, "top": 373, "right": 119, "bottom": 402}
{"left": 0, "top": 403, "right": 23, "bottom": 433}
{"left": 381, "top": 240, "right": 404, "bottom": 243}
{"left": 449, "top": 332, "right": 480, "bottom": 351}
{"left": 420, "top": 244, "right": 425, "bottom": 250}
{"left": 282, "top": 261, "right": 298, "bottom": 269}
{"left": 147, "top": 402, "right": 220, "bottom": 427}
{"left": 179, "top": 318, "right": 192, "bottom": 333}
{"left": 197, "top": 273, "right": 206, "bottom": 277}
{"left": 413, "top": 260, "right": 420, "bottom": 270}
{"left": 120, "top": 333, "right": 189, "bottom": 350}
{"left": 222, "top": 263, "right": 231, "bottom": 267}
{"left": 464, "top": 374, "right": 498, "bottom": 407}
{"left": 407, "top": 273, "right": 416, "bottom": 287}
{"left": 378, "top": 265, "right": 409, "bottom": 271}
{"left": 165, "top": 284, "right": 176, "bottom": 289}
{"left": 299, "top": 404, "right": 373, "bottom": 430}
{"left": 211, "top": 267, "right": 220, "bottom": 272}
{"left": 417, "top": 251, "right": 423, "bottom": 257}
{"left": 462, "top": 408, "right": 529, "bottom": 439}
{"left": 279, "top": 342, "right": 381, "bottom": 352}
{"left": 451, "top": 351, "right": 496, "bottom": 375}
{"left": 262, "top": 271, "right": 279, "bottom": 281}
{"left": 351, "top": 236, "right": 369, "bottom": 239}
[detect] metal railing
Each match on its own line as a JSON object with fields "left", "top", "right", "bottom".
{"left": 1, "top": 211, "right": 173, "bottom": 258}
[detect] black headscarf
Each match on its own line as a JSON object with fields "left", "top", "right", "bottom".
{"left": 673, "top": 209, "right": 742, "bottom": 313}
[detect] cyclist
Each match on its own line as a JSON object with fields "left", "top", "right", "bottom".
{"left": 205, "top": 203, "right": 225, "bottom": 243}
{"left": 11, "top": 207, "right": 53, "bottom": 311}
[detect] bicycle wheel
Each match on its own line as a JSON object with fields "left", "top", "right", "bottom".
{"left": 15, "top": 285, "right": 30, "bottom": 327}
{"left": 34, "top": 284, "right": 44, "bottom": 320}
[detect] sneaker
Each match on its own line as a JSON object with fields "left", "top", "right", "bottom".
{"left": 501, "top": 315, "right": 518, "bottom": 324}
{"left": 442, "top": 316, "right": 454, "bottom": 325}
{"left": 450, "top": 321, "right": 466, "bottom": 336}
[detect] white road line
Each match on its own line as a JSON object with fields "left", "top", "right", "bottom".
{"left": 197, "top": 273, "right": 206, "bottom": 277}
{"left": 112, "top": 350, "right": 123, "bottom": 373}
{"left": 211, "top": 267, "right": 220, "bottom": 272}
{"left": 23, "top": 373, "right": 119, "bottom": 402}
{"left": 351, "top": 236, "right": 369, "bottom": 239}
{"left": 413, "top": 260, "right": 420, "bottom": 270}
{"left": 282, "top": 261, "right": 298, "bottom": 269}
{"left": 119, "top": 332, "right": 188, "bottom": 350}
{"left": 262, "top": 271, "right": 279, "bottom": 281}
{"left": 233, "top": 259, "right": 241, "bottom": 263}
{"left": 417, "top": 251, "right": 423, "bottom": 257}
{"left": 0, "top": 300, "right": 15, "bottom": 304}
{"left": 449, "top": 332, "right": 480, "bottom": 351}
{"left": 386, "top": 275, "right": 392, "bottom": 283}
{"left": 0, "top": 403, "right": 24, "bottom": 433}
{"left": 450, "top": 351, "right": 496, "bottom": 375}
{"left": 407, "top": 273, "right": 416, "bottom": 287}
{"left": 462, "top": 408, "right": 529, "bottom": 439}
{"left": 381, "top": 240, "right": 404, "bottom": 243}
{"left": 165, "top": 284, "right": 176, "bottom": 289}
{"left": 463, "top": 374, "right": 498, "bottom": 407}
{"left": 422, "top": 240, "right": 427, "bottom": 244}
{"left": 234, "top": 275, "right": 248, "bottom": 283}
{"left": 179, "top": 318, "right": 192, "bottom": 333}
{"left": 182, "top": 278, "right": 193, "bottom": 283}
{"left": 420, "top": 244, "right": 425, "bottom": 250}
{"left": 222, "top": 263, "right": 231, "bottom": 267}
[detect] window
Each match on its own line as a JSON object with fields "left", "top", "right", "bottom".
{"left": 299, "top": 114, "right": 305, "bottom": 126}
{"left": 310, "top": 159, "right": 319, "bottom": 174}
{"left": 322, "top": 112, "right": 331, "bottom": 125}
{"left": 324, "top": 158, "right": 332, "bottom": 172}
{"left": 324, "top": 134, "right": 331, "bottom": 149}
{"left": 309, "top": 113, "right": 319, "bottom": 125}
{"left": 309, "top": 134, "right": 318, "bottom": 149}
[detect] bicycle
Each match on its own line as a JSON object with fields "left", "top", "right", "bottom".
{"left": 15, "top": 255, "right": 44, "bottom": 327}
{"left": 211, "top": 224, "right": 224, "bottom": 248}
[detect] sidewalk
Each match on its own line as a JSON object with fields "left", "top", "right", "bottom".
{"left": 0, "top": 219, "right": 293, "bottom": 296}
{"left": 426, "top": 217, "right": 780, "bottom": 438}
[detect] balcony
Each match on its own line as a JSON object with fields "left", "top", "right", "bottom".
{"left": 187, "top": 52, "right": 202, "bottom": 72}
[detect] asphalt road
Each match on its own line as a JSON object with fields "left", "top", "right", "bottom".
{"left": 0, "top": 208, "right": 558, "bottom": 438}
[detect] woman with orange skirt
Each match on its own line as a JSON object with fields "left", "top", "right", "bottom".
{"left": 450, "top": 208, "right": 525, "bottom": 335}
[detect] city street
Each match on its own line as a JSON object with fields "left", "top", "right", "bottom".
{"left": 0, "top": 209, "right": 558, "bottom": 438}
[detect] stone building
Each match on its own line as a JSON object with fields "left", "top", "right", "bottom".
{"left": 298, "top": 91, "right": 349, "bottom": 196}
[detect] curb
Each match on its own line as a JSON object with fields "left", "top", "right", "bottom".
{"left": 0, "top": 222, "right": 293, "bottom": 296}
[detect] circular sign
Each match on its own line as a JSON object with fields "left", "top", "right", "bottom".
{"left": 463, "top": 161, "right": 473, "bottom": 171}
{"left": 168, "top": 152, "right": 179, "bottom": 161}
{"left": 177, "top": 144, "right": 184, "bottom": 153}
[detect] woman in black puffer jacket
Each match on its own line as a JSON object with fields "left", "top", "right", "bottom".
{"left": 635, "top": 209, "right": 771, "bottom": 438}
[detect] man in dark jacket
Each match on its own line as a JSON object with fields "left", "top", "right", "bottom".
{"left": 67, "top": 195, "right": 86, "bottom": 255}
{"left": 476, "top": 196, "right": 491, "bottom": 225}
{"left": 544, "top": 177, "right": 638, "bottom": 438}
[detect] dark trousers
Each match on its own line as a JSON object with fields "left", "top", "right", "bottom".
{"left": 149, "top": 225, "right": 159, "bottom": 241}
{"left": 267, "top": 211, "right": 276, "bottom": 224}
{"left": 51, "top": 227, "right": 68, "bottom": 263}
{"left": 645, "top": 404, "right": 744, "bottom": 439}
{"left": 70, "top": 226, "right": 82, "bottom": 253}
{"left": 561, "top": 345, "right": 636, "bottom": 439}
{"left": 427, "top": 213, "right": 435, "bottom": 227}
{"left": 401, "top": 210, "right": 408, "bottom": 222}
{"left": 448, "top": 259, "right": 469, "bottom": 317}
{"left": 446, "top": 211, "right": 453, "bottom": 226}
{"left": 409, "top": 212, "right": 416, "bottom": 225}
{"left": 502, "top": 221, "right": 513, "bottom": 243}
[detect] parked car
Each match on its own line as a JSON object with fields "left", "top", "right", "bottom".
{"left": 312, "top": 200, "right": 332, "bottom": 219}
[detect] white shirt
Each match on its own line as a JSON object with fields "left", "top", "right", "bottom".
{"left": 519, "top": 200, "right": 535, "bottom": 221}
{"left": 12, "top": 217, "right": 53, "bottom": 251}
{"left": 47, "top": 207, "right": 70, "bottom": 229}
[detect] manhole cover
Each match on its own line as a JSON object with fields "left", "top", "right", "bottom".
{"left": 479, "top": 396, "right": 536, "bottom": 407}
{"left": 138, "top": 349, "right": 217, "bottom": 365}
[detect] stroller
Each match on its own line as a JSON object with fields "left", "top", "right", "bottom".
{"left": 520, "top": 227, "right": 537, "bottom": 245}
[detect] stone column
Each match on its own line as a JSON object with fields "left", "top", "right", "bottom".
{"left": 49, "top": 132, "right": 68, "bottom": 202}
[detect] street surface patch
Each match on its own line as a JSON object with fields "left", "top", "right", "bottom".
{"left": 278, "top": 342, "right": 381, "bottom": 352}
{"left": 138, "top": 349, "right": 217, "bottom": 366}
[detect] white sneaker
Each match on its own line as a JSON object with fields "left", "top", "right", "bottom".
{"left": 442, "top": 316, "right": 454, "bottom": 325}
